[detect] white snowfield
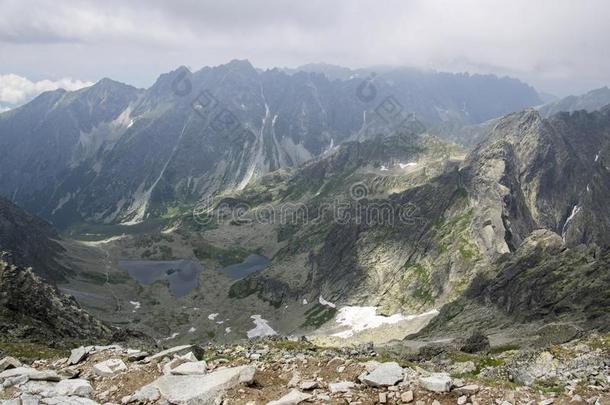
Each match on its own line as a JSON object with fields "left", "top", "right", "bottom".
{"left": 331, "top": 306, "right": 439, "bottom": 338}
{"left": 161, "top": 332, "right": 180, "bottom": 341}
{"left": 207, "top": 313, "right": 219, "bottom": 320}
{"left": 246, "top": 315, "right": 277, "bottom": 339}
{"left": 398, "top": 162, "right": 418, "bottom": 169}
{"left": 318, "top": 296, "right": 336, "bottom": 308}
{"left": 129, "top": 301, "right": 141, "bottom": 313}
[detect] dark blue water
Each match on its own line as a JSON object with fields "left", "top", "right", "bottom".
{"left": 219, "top": 254, "right": 269, "bottom": 279}
{"left": 119, "top": 259, "right": 203, "bottom": 298}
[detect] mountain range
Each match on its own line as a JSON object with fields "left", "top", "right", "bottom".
{"left": 0, "top": 61, "right": 608, "bottom": 349}
{"left": 0, "top": 61, "right": 540, "bottom": 229}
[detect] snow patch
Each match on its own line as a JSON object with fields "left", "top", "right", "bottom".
{"left": 246, "top": 315, "right": 277, "bottom": 339}
{"left": 162, "top": 332, "right": 179, "bottom": 341}
{"left": 562, "top": 204, "right": 581, "bottom": 241}
{"left": 208, "top": 313, "right": 219, "bottom": 320}
{"left": 52, "top": 193, "right": 73, "bottom": 215}
{"left": 80, "top": 235, "right": 126, "bottom": 246}
{"left": 188, "top": 327, "right": 196, "bottom": 333}
{"left": 323, "top": 138, "right": 335, "bottom": 154}
{"left": 332, "top": 307, "right": 439, "bottom": 338}
{"left": 225, "top": 327, "right": 232, "bottom": 334}
{"left": 380, "top": 165, "right": 388, "bottom": 171}
{"left": 161, "top": 223, "right": 179, "bottom": 234}
{"left": 302, "top": 298, "right": 308, "bottom": 305}
{"left": 129, "top": 301, "right": 141, "bottom": 313}
{"left": 319, "top": 296, "right": 336, "bottom": 308}
{"left": 398, "top": 162, "right": 418, "bottom": 169}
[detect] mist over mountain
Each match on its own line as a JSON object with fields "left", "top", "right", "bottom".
{"left": 538, "top": 86, "right": 610, "bottom": 117}
{"left": 0, "top": 61, "right": 541, "bottom": 229}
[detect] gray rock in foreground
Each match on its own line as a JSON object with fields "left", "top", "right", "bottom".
{"left": 130, "top": 365, "right": 256, "bottom": 404}
{"left": 0, "top": 356, "right": 21, "bottom": 372}
{"left": 267, "top": 389, "right": 312, "bottom": 405}
{"left": 419, "top": 373, "right": 452, "bottom": 392}
{"left": 68, "top": 347, "right": 88, "bottom": 366}
{"left": 362, "top": 362, "right": 404, "bottom": 387}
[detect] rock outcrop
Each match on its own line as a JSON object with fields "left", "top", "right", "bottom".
{"left": 0, "top": 251, "right": 113, "bottom": 343}
{"left": 0, "top": 197, "right": 70, "bottom": 281}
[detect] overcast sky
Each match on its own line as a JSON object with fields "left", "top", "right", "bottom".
{"left": 1, "top": 0, "right": 609, "bottom": 105}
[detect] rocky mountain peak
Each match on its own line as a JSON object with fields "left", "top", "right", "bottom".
{"left": 147, "top": 66, "right": 194, "bottom": 97}
{"left": 87, "top": 77, "right": 137, "bottom": 94}
{"left": 224, "top": 58, "right": 255, "bottom": 71}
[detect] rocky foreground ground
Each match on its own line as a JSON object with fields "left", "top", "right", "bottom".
{"left": 0, "top": 333, "right": 608, "bottom": 405}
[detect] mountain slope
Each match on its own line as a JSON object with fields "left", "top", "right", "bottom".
{"left": 190, "top": 130, "right": 478, "bottom": 329}
{"left": 0, "top": 79, "right": 141, "bottom": 221}
{"left": 13, "top": 106, "right": 604, "bottom": 344}
{"left": 0, "top": 251, "right": 114, "bottom": 343}
{"left": 539, "top": 86, "right": 610, "bottom": 117}
{"left": 465, "top": 107, "right": 610, "bottom": 253}
{"left": 0, "top": 196, "right": 70, "bottom": 281}
{"left": 416, "top": 230, "right": 610, "bottom": 339}
{"left": 414, "top": 108, "right": 610, "bottom": 338}
{"left": 188, "top": 107, "right": 610, "bottom": 339}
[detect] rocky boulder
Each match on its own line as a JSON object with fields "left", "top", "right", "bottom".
{"left": 362, "top": 362, "right": 404, "bottom": 387}
{"left": 130, "top": 365, "right": 256, "bottom": 404}
{"left": 267, "top": 389, "right": 312, "bottom": 405}
{"left": 419, "top": 373, "right": 452, "bottom": 392}
{"left": 92, "top": 359, "right": 127, "bottom": 377}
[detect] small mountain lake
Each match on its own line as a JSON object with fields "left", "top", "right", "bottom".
{"left": 119, "top": 259, "right": 203, "bottom": 298}
{"left": 219, "top": 254, "right": 270, "bottom": 279}
{"left": 119, "top": 254, "right": 269, "bottom": 297}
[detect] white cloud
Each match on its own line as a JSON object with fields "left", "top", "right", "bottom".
{"left": 0, "top": 74, "right": 93, "bottom": 105}
{"left": 0, "top": 0, "right": 609, "bottom": 95}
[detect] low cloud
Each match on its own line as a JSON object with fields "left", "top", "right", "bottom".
{"left": 0, "top": 0, "right": 609, "bottom": 95}
{"left": 0, "top": 74, "right": 93, "bottom": 105}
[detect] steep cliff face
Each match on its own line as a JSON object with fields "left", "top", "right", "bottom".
{"left": 465, "top": 108, "right": 610, "bottom": 257}
{"left": 415, "top": 107, "right": 610, "bottom": 337}
{"left": 0, "top": 252, "right": 113, "bottom": 343}
{"left": 416, "top": 230, "right": 610, "bottom": 337}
